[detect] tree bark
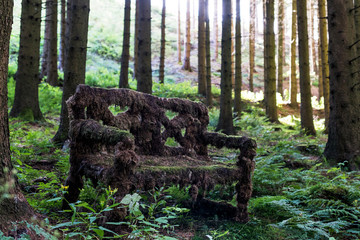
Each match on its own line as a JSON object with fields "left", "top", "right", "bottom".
{"left": 234, "top": 0, "right": 242, "bottom": 114}
{"left": 133, "top": 0, "right": 139, "bottom": 80}
{"left": 318, "top": 0, "right": 330, "bottom": 131}
{"left": 119, "top": 0, "right": 131, "bottom": 88}
{"left": 264, "top": 0, "right": 278, "bottom": 122}
{"left": 277, "top": 0, "right": 285, "bottom": 98}
{"left": 231, "top": 0, "right": 235, "bottom": 86}
{"left": 355, "top": 0, "right": 360, "bottom": 55}
{"left": 317, "top": 41, "right": 323, "bottom": 100}
{"left": 136, "top": 0, "right": 152, "bottom": 94}
{"left": 40, "top": 0, "right": 50, "bottom": 80}
{"left": 46, "top": 0, "right": 58, "bottom": 86}
{"left": 213, "top": 0, "right": 219, "bottom": 60}
{"left": 198, "top": 0, "right": 206, "bottom": 96}
{"left": 177, "top": 0, "right": 181, "bottom": 63}
{"left": 249, "top": 0, "right": 256, "bottom": 92}
{"left": 0, "top": 0, "right": 35, "bottom": 230}
{"left": 205, "top": 0, "right": 212, "bottom": 106}
{"left": 217, "top": 0, "right": 235, "bottom": 135}
{"left": 297, "top": 0, "right": 316, "bottom": 135}
{"left": 159, "top": 0, "right": 166, "bottom": 84}
{"left": 10, "top": 0, "right": 43, "bottom": 121}
{"left": 309, "top": 0, "right": 318, "bottom": 75}
{"left": 53, "top": 0, "right": 90, "bottom": 145}
{"left": 59, "top": 0, "right": 66, "bottom": 71}
{"left": 290, "top": 0, "right": 298, "bottom": 107}
{"left": 324, "top": 0, "right": 360, "bottom": 170}
{"left": 182, "top": 0, "right": 192, "bottom": 71}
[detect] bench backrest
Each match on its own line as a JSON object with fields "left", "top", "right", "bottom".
{"left": 67, "top": 85, "right": 210, "bottom": 157}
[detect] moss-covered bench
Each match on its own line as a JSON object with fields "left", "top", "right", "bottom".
{"left": 63, "top": 84, "right": 257, "bottom": 222}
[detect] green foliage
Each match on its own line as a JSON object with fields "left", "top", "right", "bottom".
{"left": 108, "top": 188, "right": 189, "bottom": 239}
{"left": 52, "top": 187, "right": 123, "bottom": 239}
{"left": 86, "top": 67, "right": 120, "bottom": 88}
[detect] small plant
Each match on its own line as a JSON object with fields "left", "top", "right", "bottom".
{"left": 52, "top": 186, "right": 122, "bottom": 239}
{"left": 108, "top": 188, "right": 189, "bottom": 239}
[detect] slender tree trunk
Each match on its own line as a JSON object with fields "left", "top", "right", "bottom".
{"left": 53, "top": 0, "right": 90, "bottom": 145}
{"left": 277, "top": 0, "right": 285, "bottom": 98}
{"left": 310, "top": 0, "right": 318, "bottom": 74}
{"left": 177, "top": 0, "right": 182, "bottom": 63}
{"left": 213, "top": 0, "right": 219, "bottom": 60}
{"left": 59, "top": 0, "right": 66, "bottom": 71}
{"left": 205, "top": 0, "right": 212, "bottom": 106}
{"left": 133, "top": 0, "right": 139, "bottom": 80}
{"left": 119, "top": 0, "right": 131, "bottom": 88}
{"left": 290, "top": 0, "right": 298, "bottom": 107}
{"left": 40, "top": 0, "right": 51, "bottom": 80}
{"left": 249, "top": 0, "right": 256, "bottom": 92}
{"left": 0, "top": 0, "right": 35, "bottom": 230}
{"left": 355, "top": 0, "right": 360, "bottom": 55}
{"left": 234, "top": 0, "right": 242, "bottom": 114}
{"left": 10, "top": 0, "right": 43, "bottom": 121}
{"left": 182, "top": 0, "right": 192, "bottom": 71}
{"left": 264, "top": 0, "right": 278, "bottom": 122}
{"left": 46, "top": 0, "right": 58, "bottom": 86}
{"left": 136, "top": 0, "right": 152, "bottom": 94}
{"left": 192, "top": 0, "right": 196, "bottom": 42}
{"left": 324, "top": 0, "right": 360, "bottom": 170}
{"left": 263, "top": 0, "right": 267, "bottom": 105}
{"left": 297, "top": 0, "right": 316, "bottom": 135}
{"left": 198, "top": 0, "right": 206, "bottom": 96}
{"left": 159, "top": 0, "right": 166, "bottom": 84}
{"left": 217, "top": 0, "right": 235, "bottom": 135}
{"left": 318, "top": 0, "right": 329, "bottom": 131}
{"left": 318, "top": 41, "right": 323, "bottom": 100}
{"left": 231, "top": 0, "right": 235, "bottom": 86}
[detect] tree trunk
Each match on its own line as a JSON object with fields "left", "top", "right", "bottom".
{"left": 264, "top": 0, "right": 278, "bottom": 122}
{"left": 40, "top": 0, "right": 50, "bottom": 80}
{"left": 136, "top": 0, "right": 152, "bottom": 94}
{"left": 198, "top": 0, "right": 206, "bottom": 96}
{"left": 10, "top": 0, "right": 43, "bottom": 121}
{"left": 177, "top": 0, "right": 181, "bottom": 63}
{"left": 192, "top": 0, "right": 196, "bottom": 42}
{"left": 59, "top": 0, "right": 66, "bottom": 71}
{"left": 159, "top": 0, "right": 166, "bottom": 84}
{"left": 46, "top": 0, "right": 58, "bottom": 86}
{"left": 205, "top": 0, "right": 212, "bottom": 106}
{"left": 249, "top": 0, "right": 256, "bottom": 92}
{"left": 213, "top": 0, "right": 219, "bottom": 60}
{"left": 0, "top": 0, "right": 35, "bottom": 230}
{"left": 309, "top": 0, "right": 318, "bottom": 75}
{"left": 277, "top": 0, "right": 285, "bottom": 98}
{"left": 182, "top": 0, "right": 192, "bottom": 71}
{"left": 133, "top": 0, "right": 139, "bottom": 80}
{"left": 324, "top": 0, "right": 360, "bottom": 170}
{"left": 119, "top": 0, "right": 131, "bottom": 88}
{"left": 297, "top": 0, "right": 316, "bottom": 135}
{"left": 231, "top": 0, "right": 235, "bottom": 86}
{"left": 318, "top": 0, "right": 330, "bottom": 131}
{"left": 290, "top": 0, "right": 298, "bottom": 107}
{"left": 317, "top": 41, "right": 323, "bottom": 100}
{"left": 355, "top": 0, "right": 360, "bottom": 55}
{"left": 217, "top": 0, "right": 235, "bottom": 135}
{"left": 234, "top": 0, "right": 242, "bottom": 114}
{"left": 53, "top": 0, "right": 90, "bottom": 145}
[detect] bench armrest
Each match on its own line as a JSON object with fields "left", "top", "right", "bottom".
{"left": 70, "top": 119, "right": 134, "bottom": 148}
{"left": 202, "top": 131, "right": 257, "bottom": 163}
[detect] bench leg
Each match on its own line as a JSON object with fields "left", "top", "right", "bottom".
{"left": 62, "top": 168, "right": 83, "bottom": 209}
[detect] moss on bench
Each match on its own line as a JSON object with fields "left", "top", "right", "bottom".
{"left": 63, "top": 85, "right": 257, "bottom": 223}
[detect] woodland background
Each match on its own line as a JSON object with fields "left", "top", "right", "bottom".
{"left": 0, "top": 0, "right": 359, "bottom": 239}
